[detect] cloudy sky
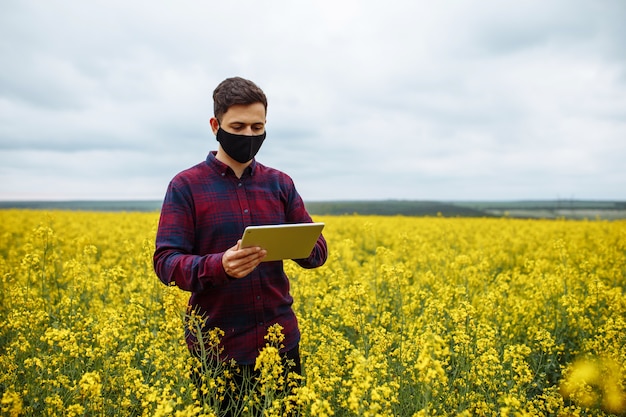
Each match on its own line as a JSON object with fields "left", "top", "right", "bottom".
{"left": 1, "top": 0, "right": 625, "bottom": 202}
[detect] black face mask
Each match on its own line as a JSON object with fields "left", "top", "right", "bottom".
{"left": 216, "top": 127, "right": 266, "bottom": 163}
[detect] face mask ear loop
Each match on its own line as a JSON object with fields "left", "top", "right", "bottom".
{"left": 215, "top": 121, "right": 222, "bottom": 141}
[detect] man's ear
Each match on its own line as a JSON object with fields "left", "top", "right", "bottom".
{"left": 209, "top": 117, "right": 220, "bottom": 135}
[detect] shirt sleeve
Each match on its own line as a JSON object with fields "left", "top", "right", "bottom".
{"left": 153, "top": 181, "right": 231, "bottom": 292}
{"left": 284, "top": 178, "right": 328, "bottom": 269}
{"left": 294, "top": 233, "right": 328, "bottom": 269}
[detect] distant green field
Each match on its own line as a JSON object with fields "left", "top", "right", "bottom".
{"left": 0, "top": 200, "right": 163, "bottom": 212}
{"left": 305, "top": 200, "right": 488, "bottom": 217}
{"left": 451, "top": 200, "right": 626, "bottom": 220}
{"left": 452, "top": 200, "right": 626, "bottom": 211}
{"left": 1, "top": 199, "right": 625, "bottom": 219}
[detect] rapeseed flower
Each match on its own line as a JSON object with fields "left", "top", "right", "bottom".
{"left": 560, "top": 356, "right": 626, "bottom": 415}
{"left": 1, "top": 210, "right": 625, "bottom": 416}
{"left": 0, "top": 391, "right": 23, "bottom": 417}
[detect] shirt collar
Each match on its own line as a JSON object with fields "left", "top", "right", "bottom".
{"left": 206, "top": 151, "right": 257, "bottom": 178}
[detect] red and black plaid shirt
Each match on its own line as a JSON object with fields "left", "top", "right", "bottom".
{"left": 154, "top": 152, "right": 327, "bottom": 364}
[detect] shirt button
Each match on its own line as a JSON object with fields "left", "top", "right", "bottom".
{"left": 221, "top": 173, "right": 225, "bottom": 177}
{"left": 259, "top": 322, "right": 264, "bottom": 326}
{"left": 238, "top": 182, "right": 242, "bottom": 187}
{"left": 256, "top": 295, "right": 261, "bottom": 300}
{"left": 244, "top": 209, "right": 249, "bottom": 214}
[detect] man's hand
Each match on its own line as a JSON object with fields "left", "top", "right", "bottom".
{"left": 222, "top": 240, "right": 267, "bottom": 279}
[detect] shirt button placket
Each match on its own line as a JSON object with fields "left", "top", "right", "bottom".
{"left": 236, "top": 179, "right": 265, "bottom": 342}
{"left": 236, "top": 181, "right": 251, "bottom": 224}
{"left": 251, "top": 270, "right": 264, "bottom": 335}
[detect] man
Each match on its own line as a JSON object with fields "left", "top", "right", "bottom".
{"left": 153, "top": 77, "right": 327, "bottom": 408}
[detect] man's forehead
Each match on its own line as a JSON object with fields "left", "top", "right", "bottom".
{"left": 221, "top": 103, "right": 266, "bottom": 123}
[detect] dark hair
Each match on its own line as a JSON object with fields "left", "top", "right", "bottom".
{"left": 213, "top": 77, "right": 268, "bottom": 121}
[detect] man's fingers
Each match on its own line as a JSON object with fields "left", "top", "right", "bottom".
{"left": 235, "top": 249, "right": 267, "bottom": 270}
{"left": 222, "top": 245, "right": 267, "bottom": 278}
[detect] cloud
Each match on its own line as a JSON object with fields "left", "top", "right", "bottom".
{"left": 1, "top": 0, "right": 625, "bottom": 201}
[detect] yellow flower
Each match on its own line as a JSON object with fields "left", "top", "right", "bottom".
{"left": 560, "top": 355, "right": 626, "bottom": 414}
{"left": 79, "top": 371, "right": 102, "bottom": 399}
{"left": 2, "top": 210, "right": 625, "bottom": 416}
{"left": 264, "top": 323, "right": 286, "bottom": 347}
{"left": 67, "top": 403, "right": 86, "bottom": 417}
{"left": 0, "top": 391, "right": 23, "bottom": 417}
{"left": 255, "top": 346, "right": 284, "bottom": 390}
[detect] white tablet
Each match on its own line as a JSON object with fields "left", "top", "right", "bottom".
{"left": 240, "top": 222, "right": 325, "bottom": 262}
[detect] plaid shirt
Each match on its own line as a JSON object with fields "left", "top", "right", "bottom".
{"left": 154, "top": 152, "right": 328, "bottom": 364}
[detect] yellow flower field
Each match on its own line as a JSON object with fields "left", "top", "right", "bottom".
{"left": 0, "top": 210, "right": 625, "bottom": 416}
